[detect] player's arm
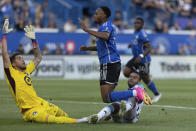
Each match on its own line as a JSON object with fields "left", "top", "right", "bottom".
{"left": 24, "top": 25, "right": 42, "bottom": 67}
{"left": 1, "top": 19, "right": 13, "bottom": 68}
{"left": 79, "top": 45, "right": 97, "bottom": 51}
{"left": 142, "top": 42, "right": 151, "bottom": 56}
{"left": 134, "top": 42, "right": 151, "bottom": 63}
{"left": 79, "top": 19, "right": 109, "bottom": 41}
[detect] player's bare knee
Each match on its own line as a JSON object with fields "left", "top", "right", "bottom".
{"left": 123, "top": 69, "right": 130, "bottom": 78}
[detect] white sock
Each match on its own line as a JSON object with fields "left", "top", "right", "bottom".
{"left": 77, "top": 117, "right": 88, "bottom": 123}
{"left": 97, "top": 106, "right": 111, "bottom": 121}
{"left": 125, "top": 102, "right": 134, "bottom": 112}
{"left": 133, "top": 90, "right": 137, "bottom": 97}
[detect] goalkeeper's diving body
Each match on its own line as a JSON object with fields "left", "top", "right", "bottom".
{"left": 1, "top": 19, "right": 88, "bottom": 123}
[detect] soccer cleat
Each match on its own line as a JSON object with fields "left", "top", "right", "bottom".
{"left": 135, "top": 87, "right": 150, "bottom": 105}
{"left": 145, "top": 93, "right": 152, "bottom": 105}
{"left": 119, "top": 100, "right": 126, "bottom": 118}
{"left": 152, "top": 93, "right": 162, "bottom": 103}
{"left": 88, "top": 114, "right": 98, "bottom": 124}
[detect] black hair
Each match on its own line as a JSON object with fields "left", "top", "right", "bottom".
{"left": 136, "top": 17, "right": 144, "bottom": 25}
{"left": 131, "top": 70, "right": 142, "bottom": 81}
{"left": 10, "top": 52, "right": 21, "bottom": 64}
{"left": 100, "top": 6, "right": 111, "bottom": 18}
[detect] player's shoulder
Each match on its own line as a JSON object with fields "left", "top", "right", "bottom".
{"left": 102, "top": 21, "right": 114, "bottom": 27}
{"left": 139, "top": 29, "right": 148, "bottom": 37}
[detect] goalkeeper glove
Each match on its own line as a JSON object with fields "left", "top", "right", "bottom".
{"left": 24, "top": 25, "right": 35, "bottom": 40}
{"left": 2, "top": 19, "right": 13, "bottom": 34}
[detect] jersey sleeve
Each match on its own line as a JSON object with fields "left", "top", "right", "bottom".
{"left": 25, "top": 61, "right": 36, "bottom": 74}
{"left": 140, "top": 31, "right": 150, "bottom": 43}
{"left": 99, "top": 22, "right": 113, "bottom": 33}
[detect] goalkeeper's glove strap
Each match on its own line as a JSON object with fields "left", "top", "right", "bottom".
{"left": 2, "top": 33, "right": 7, "bottom": 39}
{"left": 32, "top": 39, "right": 38, "bottom": 48}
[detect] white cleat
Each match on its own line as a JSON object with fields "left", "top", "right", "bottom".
{"left": 119, "top": 100, "right": 126, "bottom": 118}
{"left": 152, "top": 93, "right": 162, "bottom": 103}
{"left": 88, "top": 114, "right": 98, "bottom": 124}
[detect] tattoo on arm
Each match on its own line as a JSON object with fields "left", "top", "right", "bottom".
{"left": 33, "top": 46, "right": 42, "bottom": 67}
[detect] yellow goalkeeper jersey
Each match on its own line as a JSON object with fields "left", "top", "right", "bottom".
{"left": 4, "top": 61, "right": 44, "bottom": 112}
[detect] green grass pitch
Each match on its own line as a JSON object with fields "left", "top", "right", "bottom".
{"left": 0, "top": 79, "right": 196, "bottom": 131}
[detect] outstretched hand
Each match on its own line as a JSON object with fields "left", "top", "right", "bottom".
{"left": 24, "top": 25, "right": 36, "bottom": 40}
{"left": 78, "top": 18, "right": 88, "bottom": 32}
{"left": 2, "top": 19, "right": 13, "bottom": 34}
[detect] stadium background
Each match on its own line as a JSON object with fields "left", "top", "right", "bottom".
{"left": 0, "top": 0, "right": 196, "bottom": 131}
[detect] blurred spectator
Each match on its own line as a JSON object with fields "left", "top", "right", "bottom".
{"left": 170, "top": 21, "right": 181, "bottom": 30}
{"left": 163, "top": 23, "right": 169, "bottom": 33}
{"left": 42, "top": 0, "right": 49, "bottom": 27}
{"left": 1, "top": 0, "right": 13, "bottom": 19}
{"left": 35, "top": 18, "right": 42, "bottom": 28}
{"left": 184, "top": 21, "right": 196, "bottom": 30}
{"left": 142, "top": 0, "right": 157, "bottom": 26}
{"left": 13, "top": 0, "right": 22, "bottom": 23}
{"left": 21, "top": 2, "right": 30, "bottom": 25}
{"left": 165, "top": 0, "right": 179, "bottom": 27}
{"left": 0, "top": 40, "right": 2, "bottom": 54}
{"left": 154, "top": 19, "right": 163, "bottom": 33}
{"left": 42, "top": 45, "right": 50, "bottom": 55}
{"left": 64, "top": 19, "right": 77, "bottom": 32}
{"left": 35, "top": 4, "right": 43, "bottom": 21}
{"left": 52, "top": 45, "right": 64, "bottom": 55}
{"left": 132, "top": 0, "right": 144, "bottom": 18}
{"left": 15, "top": 19, "right": 24, "bottom": 31}
{"left": 113, "top": 10, "right": 125, "bottom": 29}
{"left": 186, "top": 34, "right": 196, "bottom": 54}
{"left": 16, "top": 44, "right": 24, "bottom": 54}
{"left": 179, "top": 0, "right": 192, "bottom": 17}
{"left": 48, "top": 19, "right": 56, "bottom": 28}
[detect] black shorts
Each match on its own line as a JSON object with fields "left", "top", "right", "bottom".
{"left": 100, "top": 62, "right": 121, "bottom": 86}
{"left": 126, "top": 58, "right": 150, "bottom": 75}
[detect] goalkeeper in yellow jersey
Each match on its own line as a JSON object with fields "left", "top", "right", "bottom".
{"left": 1, "top": 19, "right": 88, "bottom": 124}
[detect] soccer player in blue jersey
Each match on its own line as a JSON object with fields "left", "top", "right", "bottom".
{"left": 123, "top": 17, "right": 162, "bottom": 103}
{"left": 79, "top": 7, "right": 150, "bottom": 104}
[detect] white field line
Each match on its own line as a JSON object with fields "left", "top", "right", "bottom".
{"left": 52, "top": 100, "right": 196, "bottom": 110}
{"left": 1, "top": 96, "right": 196, "bottom": 111}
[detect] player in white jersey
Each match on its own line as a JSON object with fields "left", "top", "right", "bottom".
{"left": 88, "top": 72, "right": 151, "bottom": 124}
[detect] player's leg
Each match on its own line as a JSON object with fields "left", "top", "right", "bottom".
{"left": 56, "top": 107, "right": 69, "bottom": 117}
{"left": 123, "top": 98, "right": 139, "bottom": 123}
{"left": 140, "top": 63, "right": 162, "bottom": 102}
{"left": 119, "top": 98, "right": 136, "bottom": 117}
{"left": 123, "top": 58, "right": 135, "bottom": 78}
{"left": 108, "top": 89, "right": 137, "bottom": 102}
{"left": 41, "top": 100, "right": 69, "bottom": 117}
{"left": 99, "top": 62, "right": 121, "bottom": 103}
{"left": 25, "top": 107, "right": 87, "bottom": 124}
{"left": 89, "top": 102, "right": 120, "bottom": 124}
{"left": 100, "top": 84, "right": 115, "bottom": 103}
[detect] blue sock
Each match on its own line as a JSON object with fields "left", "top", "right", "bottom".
{"left": 109, "top": 90, "right": 134, "bottom": 102}
{"left": 148, "top": 80, "right": 159, "bottom": 95}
